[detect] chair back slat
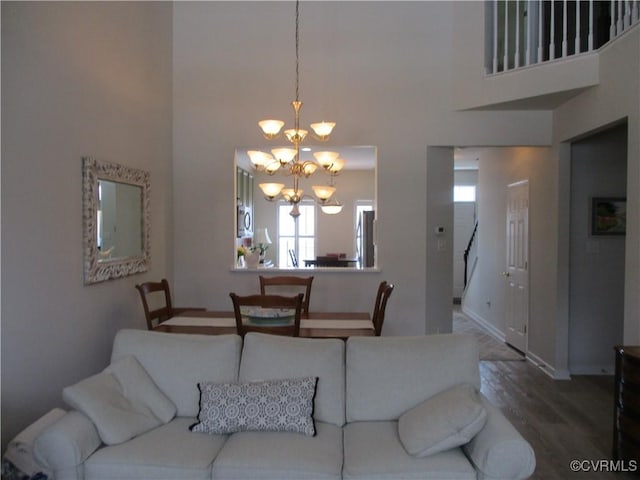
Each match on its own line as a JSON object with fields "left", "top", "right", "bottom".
{"left": 259, "top": 276, "right": 314, "bottom": 315}
{"left": 135, "top": 278, "right": 205, "bottom": 330}
{"left": 135, "top": 279, "right": 175, "bottom": 330}
{"left": 230, "top": 293, "right": 304, "bottom": 337}
{"left": 372, "top": 281, "right": 394, "bottom": 336}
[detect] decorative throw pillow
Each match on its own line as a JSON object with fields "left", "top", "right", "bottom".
{"left": 398, "top": 383, "right": 487, "bottom": 457}
{"left": 190, "top": 376, "right": 317, "bottom": 436}
{"left": 62, "top": 355, "right": 176, "bottom": 445}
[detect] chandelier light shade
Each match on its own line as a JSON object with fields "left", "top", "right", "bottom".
{"left": 327, "top": 158, "right": 345, "bottom": 174}
{"left": 250, "top": 0, "right": 344, "bottom": 217}
{"left": 302, "top": 163, "right": 317, "bottom": 176}
{"left": 271, "top": 148, "right": 297, "bottom": 164}
{"left": 248, "top": 150, "right": 273, "bottom": 168}
{"left": 320, "top": 199, "right": 344, "bottom": 215}
{"left": 311, "top": 185, "right": 336, "bottom": 201}
{"left": 313, "top": 151, "right": 339, "bottom": 168}
{"left": 310, "top": 122, "right": 336, "bottom": 140}
{"left": 259, "top": 183, "right": 285, "bottom": 199}
{"left": 259, "top": 120, "right": 285, "bottom": 139}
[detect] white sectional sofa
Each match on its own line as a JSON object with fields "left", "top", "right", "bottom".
{"left": 33, "top": 330, "right": 536, "bottom": 480}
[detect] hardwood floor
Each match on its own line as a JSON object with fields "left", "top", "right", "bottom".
{"left": 480, "top": 359, "right": 637, "bottom": 479}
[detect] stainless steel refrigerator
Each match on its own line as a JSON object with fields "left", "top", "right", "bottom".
{"left": 357, "top": 210, "right": 375, "bottom": 267}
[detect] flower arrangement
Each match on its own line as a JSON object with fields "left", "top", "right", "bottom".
{"left": 237, "top": 245, "right": 248, "bottom": 259}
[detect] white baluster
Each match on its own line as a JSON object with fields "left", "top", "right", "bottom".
{"left": 633, "top": 0, "right": 639, "bottom": 23}
{"left": 504, "top": 0, "right": 510, "bottom": 70}
{"left": 618, "top": 0, "right": 624, "bottom": 35}
{"left": 493, "top": 0, "right": 498, "bottom": 73}
{"left": 588, "top": 0, "right": 594, "bottom": 51}
{"left": 575, "top": 0, "right": 581, "bottom": 54}
{"left": 538, "top": 0, "right": 544, "bottom": 62}
{"left": 550, "top": 0, "right": 556, "bottom": 60}
{"left": 515, "top": 1, "right": 521, "bottom": 67}
{"left": 610, "top": 1, "right": 616, "bottom": 38}
{"left": 625, "top": 0, "right": 631, "bottom": 28}
{"left": 562, "top": 0, "right": 568, "bottom": 57}
{"left": 526, "top": 0, "right": 533, "bottom": 65}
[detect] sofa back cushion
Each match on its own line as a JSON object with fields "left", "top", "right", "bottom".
{"left": 111, "top": 329, "right": 242, "bottom": 417}
{"left": 239, "top": 333, "right": 345, "bottom": 427}
{"left": 345, "top": 334, "right": 480, "bottom": 422}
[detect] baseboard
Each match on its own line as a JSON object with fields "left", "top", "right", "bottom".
{"left": 526, "top": 350, "right": 571, "bottom": 380}
{"left": 460, "top": 306, "right": 506, "bottom": 343}
{"left": 569, "top": 365, "right": 615, "bottom": 375}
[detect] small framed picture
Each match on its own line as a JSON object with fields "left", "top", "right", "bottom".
{"left": 591, "top": 197, "right": 626, "bottom": 236}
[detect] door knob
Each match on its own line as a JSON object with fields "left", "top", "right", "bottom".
{"left": 502, "top": 271, "right": 511, "bottom": 277}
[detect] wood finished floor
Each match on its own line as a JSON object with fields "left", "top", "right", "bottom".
{"left": 479, "top": 359, "right": 637, "bottom": 479}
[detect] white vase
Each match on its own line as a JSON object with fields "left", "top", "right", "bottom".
{"left": 245, "top": 251, "right": 260, "bottom": 268}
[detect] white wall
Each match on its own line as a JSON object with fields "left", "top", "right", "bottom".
{"left": 1, "top": 1, "right": 173, "bottom": 449}
{"left": 172, "top": 1, "right": 552, "bottom": 337}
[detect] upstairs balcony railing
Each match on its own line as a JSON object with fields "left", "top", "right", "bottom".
{"left": 487, "top": 0, "right": 640, "bottom": 74}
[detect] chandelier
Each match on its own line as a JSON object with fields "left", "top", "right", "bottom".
{"left": 249, "top": 0, "right": 344, "bottom": 217}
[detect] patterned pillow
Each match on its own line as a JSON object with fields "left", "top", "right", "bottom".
{"left": 190, "top": 377, "right": 317, "bottom": 436}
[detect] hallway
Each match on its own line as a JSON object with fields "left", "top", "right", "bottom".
{"left": 454, "top": 308, "right": 629, "bottom": 478}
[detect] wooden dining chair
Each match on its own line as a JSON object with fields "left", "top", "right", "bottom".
{"left": 372, "top": 281, "right": 394, "bottom": 336}
{"left": 229, "top": 292, "right": 304, "bottom": 338}
{"left": 259, "top": 275, "right": 314, "bottom": 315}
{"left": 135, "top": 278, "right": 204, "bottom": 330}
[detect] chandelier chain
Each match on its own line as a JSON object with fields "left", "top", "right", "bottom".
{"left": 295, "top": 0, "right": 300, "bottom": 103}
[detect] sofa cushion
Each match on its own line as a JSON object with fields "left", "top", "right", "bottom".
{"left": 84, "top": 417, "right": 226, "bottom": 480}
{"left": 398, "top": 383, "right": 487, "bottom": 457}
{"left": 343, "top": 421, "right": 476, "bottom": 480}
{"left": 463, "top": 395, "right": 536, "bottom": 479}
{"left": 62, "top": 356, "right": 176, "bottom": 445}
{"left": 346, "top": 334, "right": 480, "bottom": 422}
{"left": 239, "top": 333, "right": 345, "bottom": 427}
{"left": 110, "top": 330, "right": 242, "bottom": 417}
{"left": 213, "top": 421, "right": 342, "bottom": 480}
{"left": 190, "top": 377, "right": 317, "bottom": 436}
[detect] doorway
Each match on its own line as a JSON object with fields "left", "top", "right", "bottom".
{"left": 568, "top": 123, "right": 627, "bottom": 374}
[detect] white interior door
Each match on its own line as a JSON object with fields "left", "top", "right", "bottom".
{"left": 504, "top": 180, "right": 529, "bottom": 353}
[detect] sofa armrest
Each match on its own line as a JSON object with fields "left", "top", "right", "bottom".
{"left": 33, "top": 411, "right": 102, "bottom": 478}
{"left": 462, "top": 395, "right": 535, "bottom": 480}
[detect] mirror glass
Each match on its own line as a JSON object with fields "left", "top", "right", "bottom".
{"left": 234, "top": 146, "right": 377, "bottom": 270}
{"left": 97, "top": 180, "right": 144, "bottom": 261}
{"left": 83, "top": 157, "right": 150, "bottom": 284}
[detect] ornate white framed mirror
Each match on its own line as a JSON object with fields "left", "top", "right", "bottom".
{"left": 82, "top": 157, "right": 150, "bottom": 284}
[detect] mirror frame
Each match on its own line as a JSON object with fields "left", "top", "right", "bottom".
{"left": 82, "top": 156, "right": 150, "bottom": 284}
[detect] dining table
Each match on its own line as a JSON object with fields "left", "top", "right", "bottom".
{"left": 153, "top": 309, "right": 375, "bottom": 339}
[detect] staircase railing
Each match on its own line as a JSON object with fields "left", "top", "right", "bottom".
{"left": 463, "top": 221, "right": 479, "bottom": 290}
{"left": 487, "top": 0, "right": 639, "bottom": 75}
